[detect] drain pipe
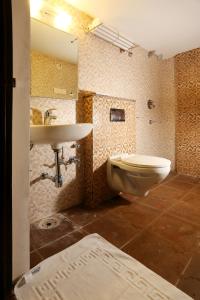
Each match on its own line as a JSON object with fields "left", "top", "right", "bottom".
{"left": 30, "top": 145, "right": 80, "bottom": 187}
{"left": 30, "top": 149, "right": 63, "bottom": 187}
{"left": 53, "top": 148, "right": 63, "bottom": 187}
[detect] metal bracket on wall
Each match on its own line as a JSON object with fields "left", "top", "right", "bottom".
{"left": 89, "top": 23, "right": 138, "bottom": 55}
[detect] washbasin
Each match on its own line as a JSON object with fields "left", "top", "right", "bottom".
{"left": 30, "top": 123, "right": 93, "bottom": 148}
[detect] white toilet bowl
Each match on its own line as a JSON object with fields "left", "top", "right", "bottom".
{"left": 107, "top": 153, "right": 171, "bottom": 196}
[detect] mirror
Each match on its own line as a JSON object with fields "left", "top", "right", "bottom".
{"left": 31, "top": 18, "right": 78, "bottom": 100}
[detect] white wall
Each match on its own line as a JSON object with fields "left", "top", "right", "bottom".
{"left": 12, "top": 0, "right": 30, "bottom": 280}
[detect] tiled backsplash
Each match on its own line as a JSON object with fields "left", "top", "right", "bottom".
{"left": 29, "top": 31, "right": 178, "bottom": 223}
{"left": 79, "top": 34, "right": 176, "bottom": 169}
{"left": 77, "top": 93, "right": 136, "bottom": 207}
{"left": 30, "top": 94, "right": 136, "bottom": 221}
{"left": 28, "top": 0, "right": 200, "bottom": 227}
{"left": 31, "top": 50, "right": 77, "bottom": 100}
{"left": 32, "top": 0, "right": 176, "bottom": 170}
{"left": 30, "top": 97, "right": 84, "bottom": 223}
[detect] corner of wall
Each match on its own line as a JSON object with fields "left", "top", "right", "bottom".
{"left": 12, "top": 0, "right": 30, "bottom": 280}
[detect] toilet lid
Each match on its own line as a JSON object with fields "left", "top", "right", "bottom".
{"left": 121, "top": 154, "right": 171, "bottom": 168}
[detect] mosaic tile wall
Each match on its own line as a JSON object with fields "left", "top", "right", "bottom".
{"left": 77, "top": 93, "right": 136, "bottom": 207}
{"left": 30, "top": 93, "right": 135, "bottom": 218}
{"left": 29, "top": 3, "right": 177, "bottom": 221}
{"left": 32, "top": 0, "right": 176, "bottom": 167}
{"left": 30, "top": 97, "right": 84, "bottom": 223}
{"left": 76, "top": 92, "right": 94, "bottom": 206}
{"left": 158, "top": 58, "right": 176, "bottom": 168}
{"left": 135, "top": 57, "right": 176, "bottom": 169}
{"left": 31, "top": 50, "right": 78, "bottom": 100}
{"left": 30, "top": 41, "right": 176, "bottom": 221}
{"left": 175, "top": 48, "right": 200, "bottom": 177}
{"left": 79, "top": 34, "right": 176, "bottom": 168}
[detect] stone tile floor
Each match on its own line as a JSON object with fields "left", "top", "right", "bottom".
{"left": 30, "top": 173, "right": 200, "bottom": 299}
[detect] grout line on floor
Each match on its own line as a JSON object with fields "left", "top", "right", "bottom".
{"left": 120, "top": 211, "right": 165, "bottom": 249}
{"left": 159, "top": 173, "right": 179, "bottom": 185}
{"left": 175, "top": 256, "right": 193, "bottom": 286}
{"left": 30, "top": 248, "right": 43, "bottom": 257}
{"left": 134, "top": 181, "right": 199, "bottom": 216}
{"left": 128, "top": 182, "right": 194, "bottom": 213}
{"left": 166, "top": 211, "right": 200, "bottom": 228}
{"left": 58, "top": 214, "right": 81, "bottom": 226}
{"left": 61, "top": 209, "right": 111, "bottom": 228}
{"left": 182, "top": 183, "right": 200, "bottom": 195}
{"left": 32, "top": 228, "right": 84, "bottom": 252}
{"left": 120, "top": 184, "right": 198, "bottom": 250}
{"left": 30, "top": 173, "right": 199, "bottom": 256}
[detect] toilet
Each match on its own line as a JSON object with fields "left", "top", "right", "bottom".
{"left": 107, "top": 153, "right": 171, "bottom": 196}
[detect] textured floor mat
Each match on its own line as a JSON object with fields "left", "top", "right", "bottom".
{"left": 15, "top": 233, "right": 193, "bottom": 300}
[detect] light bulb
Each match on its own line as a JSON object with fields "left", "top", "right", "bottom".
{"left": 54, "top": 11, "right": 72, "bottom": 31}
{"left": 30, "top": 0, "right": 43, "bottom": 18}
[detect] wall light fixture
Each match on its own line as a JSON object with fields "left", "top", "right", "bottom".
{"left": 54, "top": 11, "right": 72, "bottom": 31}
{"left": 30, "top": 0, "right": 43, "bottom": 18}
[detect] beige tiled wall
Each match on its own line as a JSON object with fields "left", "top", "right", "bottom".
{"left": 175, "top": 48, "right": 200, "bottom": 177}
{"left": 31, "top": 50, "right": 77, "bottom": 100}
{"left": 78, "top": 93, "right": 136, "bottom": 207}
{"left": 32, "top": 0, "right": 176, "bottom": 165}
{"left": 158, "top": 58, "right": 176, "bottom": 168}
{"left": 79, "top": 34, "right": 176, "bottom": 168}
{"left": 30, "top": 97, "right": 84, "bottom": 223}
{"left": 30, "top": 7, "right": 177, "bottom": 222}
{"left": 135, "top": 57, "right": 175, "bottom": 169}
{"left": 30, "top": 36, "right": 176, "bottom": 221}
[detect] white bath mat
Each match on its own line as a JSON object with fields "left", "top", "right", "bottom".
{"left": 15, "top": 234, "right": 193, "bottom": 300}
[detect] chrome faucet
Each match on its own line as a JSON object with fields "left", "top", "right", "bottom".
{"left": 44, "top": 108, "right": 57, "bottom": 125}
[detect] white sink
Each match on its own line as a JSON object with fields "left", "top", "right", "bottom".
{"left": 30, "top": 123, "right": 93, "bottom": 148}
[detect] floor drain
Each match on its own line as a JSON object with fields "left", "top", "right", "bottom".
{"left": 38, "top": 217, "right": 61, "bottom": 229}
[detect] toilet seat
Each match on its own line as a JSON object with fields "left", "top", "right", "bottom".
{"left": 107, "top": 153, "right": 171, "bottom": 196}
{"left": 120, "top": 154, "right": 171, "bottom": 168}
